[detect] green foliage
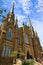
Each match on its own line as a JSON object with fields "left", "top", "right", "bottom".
{"left": 11, "top": 51, "right": 18, "bottom": 57}
{"left": 20, "top": 52, "right": 25, "bottom": 57}
{"left": 22, "top": 59, "right": 34, "bottom": 65}
{"left": 2, "top": 15, "right": 5, "bottom": 18}
{"left": 0, "top": 10, "right": 3, "bottom": 14}
{"left": 11, "top": 51, "right": 25, "bottom": 58}
{"left": 28, "top": 59, "right": 34, "bottom": 65}
{"left": 0, "top": 9, "right": 6, "bottom": 14}
{"left": 22, "top": 61, "right": 29, "bottom": 65}
{"left": 4, "top": 9, "right": 6, "bottom": 12}
{"left": 0, "top": 9, "right": 6, "bottom": 19}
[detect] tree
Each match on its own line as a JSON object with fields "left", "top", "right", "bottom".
{"left": 0, "top": 0, "right": 6, "bottom": 19}
{"left": 0, "top": 9, "right": 6, "bottom": 18}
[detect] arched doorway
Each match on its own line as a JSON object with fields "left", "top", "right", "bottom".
{"left": 27, "top": 51, "right": 30, "bottom": 59}
{"left": 17, "top": 51, "right": 20, "bottom": 58}
{"left": 27, "top": 51, "right": 33, "bottom": 59}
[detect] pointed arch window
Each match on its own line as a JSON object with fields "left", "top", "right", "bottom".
{"left": 7, "top": 29, "right": 12, "bottom": 40}
{"left": 18, "top": 35, "right": 20, "bottom": 44}
{"left": 2, "top": 45, "right": 10, "bottom": 57}
{"left": 24, "top": 34, "right": 28, "bottom": 44}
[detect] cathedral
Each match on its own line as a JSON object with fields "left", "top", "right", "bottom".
{"left": 0, "top": 3, "right": 42, "bottom": 59}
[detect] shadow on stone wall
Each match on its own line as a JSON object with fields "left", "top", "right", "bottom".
{"left": 0, "top": 57, "right": 13, "bottom": 65}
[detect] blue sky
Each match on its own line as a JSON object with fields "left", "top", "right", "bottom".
{"left": 0, "top": 0, "right": 43, "bottom": 48}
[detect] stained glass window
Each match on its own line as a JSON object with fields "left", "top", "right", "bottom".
{"left": 18, "top": 35, "right": 20, "bottom": 44}
{"left": 2, "top": 45, "right": 10, "bottom": 57}
{"left": 2, "top": 46, "right": 5, "bottom": 56}
{"left": 24, "top": 34, "right": 28, "bottom": 44}
{"left": 7, "top": 29, "right": 12, "bottom": 40}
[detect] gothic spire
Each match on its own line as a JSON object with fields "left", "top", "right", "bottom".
{"left": 7, "top": 3, "right": 15, "bottom": 24}
{"left": 28, "top": 16, "right": 32, "bottom": 27}
{"left": 22, "top": 21, "right": 25, "bottom": 32}
{"left": 35, "top": 30, "right": 38, "bottom": 37}
{"left": 16, "top": 16, "right": 18, "bottom": 25}
{"left": 28, "top": 16, "right": 34, "bottom": 37}
{"left": 10, "top": 2, "right": 14, "bottom": 14}
{"left": 23, "top": 21, "right": 24, "bottom": 25}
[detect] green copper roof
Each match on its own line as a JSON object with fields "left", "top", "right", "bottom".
{"left": 18, "top": 27, "right": 22, "bottom": 30}
{"left": 24, "top": 25, "right": 29, "bottom": 29}
{"left": 18, "top": 25, "right": 29, "bottom": 30}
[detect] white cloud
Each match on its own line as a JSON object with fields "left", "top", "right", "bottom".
{"left": 35, "top": 0, "right": 43, "bottom": 12}
{"left": 2, "top": 0, "right": 32, "bottom": 15}
{"left": 41, "top": 17, "right": 43, "bottom": 21}
{"left": 18, "top": 0, "right": 32, "bottom": 14}
{"left": 31, "top": 19, "right": 43, "bottom": 47}
{"left": 2, "top": 0, "right": 16, "bottom": 9}
{"left": 15, "top": 14, "right": 26, "bottom": 27}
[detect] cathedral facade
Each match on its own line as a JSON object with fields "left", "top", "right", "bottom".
{"left": 0, "top": 3, "right": 42, "bottom": 59}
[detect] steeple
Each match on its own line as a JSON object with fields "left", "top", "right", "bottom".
{"left": 3, "top": 3, "right": 15, "bottom": 25}
{"left": 35, "top": 30, "right": 38, "bottom": 37}
{"left": 23, "top": 22, "right": 24, "bottom": 25}
{"left": 28, "top": 16, "right": 34, "bottom": 37}
{"left": 28, "top": 16, "right": 33, "bottom": 31}
{"left": 10, "top": 2, "right": 14, "bottom": 15}
{"left": 22, "top": 22, "right": 25, "bottom": 32}
{"left": 15, "top": 17, "right": 18, "bottom": 27}
{"left": 16, "top": 17, "right": 18, "bottom": 25}
{"left": 28, "top": 16, "right": 32, "bottom": 27}
{"left": 8, "top": 3, "right": 15, "bottom": 24}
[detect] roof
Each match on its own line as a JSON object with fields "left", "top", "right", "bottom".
{"left": 18, "top": 27, "right": 22, "bottom": 30}
{"left": 18, "top": 25, "right": 29, "bottom": 31}
{"left": 24, "top": 25, "right": 29, "bottom": 29}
